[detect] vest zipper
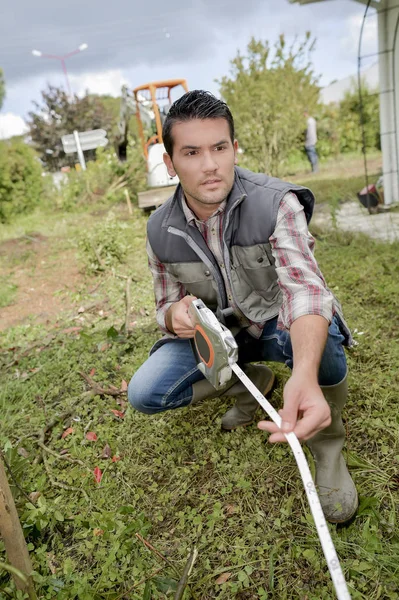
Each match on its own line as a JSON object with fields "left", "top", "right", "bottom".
{"left": 167, "top": 226, "right": 228, "bottom": 309}
{"left": 222, "top": 194, "right": 248, "bottom": 316}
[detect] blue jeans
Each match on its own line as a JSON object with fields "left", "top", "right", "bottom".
{"left": 128, "top": 316, "right": 347, "bottom": 415}
{"left": 305, "top": 145, "right": 318, "bottom": 172}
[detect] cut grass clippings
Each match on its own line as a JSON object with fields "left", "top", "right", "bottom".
{"left": 0, "top": 192, "right": 398, "bottom": 598}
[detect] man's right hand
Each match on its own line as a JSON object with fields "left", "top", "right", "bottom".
{"left": 165, "top": 296, "right": 197, "bottom": 338}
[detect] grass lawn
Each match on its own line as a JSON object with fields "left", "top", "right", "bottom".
{"left": 0, "top": 159, "right": 398, "bottom": 599}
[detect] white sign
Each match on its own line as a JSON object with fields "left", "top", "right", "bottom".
{"left": 61, "top": 129, "right": 108, "bottom": 155}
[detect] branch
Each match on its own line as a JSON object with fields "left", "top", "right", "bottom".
{"left": 174, "top": 547, "right": 198, "bottom": 600}
{"left": 79, "top": 372, "right": 124, "bottom": 397}
{"left": 124, "top": 276, "right": 132, "bottom": 333}
{"left": 42, "top": 455, "right": 89, "bottom": 501}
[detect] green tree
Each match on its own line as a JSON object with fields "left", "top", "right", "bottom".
{"left": 0, "top": 68, "right": 5, "bottom": 109}
{"left": 0, "top": 139, "right": 43, "bottom": 222}
{"left": 218, "top": 35, "right": 320, "bottom": 175}
{"left": 338, "top": 82, "right": 380, "bottom": 153}
{"left": 28, "top": 85, "right": 115, "bottom": 171}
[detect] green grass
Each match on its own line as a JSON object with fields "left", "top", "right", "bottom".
{"left": 0, "top": 184, "right": 398, "bottom": 598}
{"left": 0, "top": 276, "right": 17, "bottom": 308}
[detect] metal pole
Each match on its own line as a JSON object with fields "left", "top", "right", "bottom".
{"left": 61, "top": 58, "right": 72, "bottom": 99}
{"left": 73, "top": 130, "right": 86, "bottom": 171}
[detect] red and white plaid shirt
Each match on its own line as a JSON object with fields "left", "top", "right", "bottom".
{"left": 146, "top": 192, "right": 334, "bottom": 338}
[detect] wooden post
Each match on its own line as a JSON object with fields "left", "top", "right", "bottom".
{"left": 0, "top": 457, "right": 37, "bottom": 599}
{"left": 124, "top": 189, "right": 133, "bottom": 216}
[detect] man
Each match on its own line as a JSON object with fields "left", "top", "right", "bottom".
{"left": 128, "top": 90, "right": 357, "bottom": 524}
{"left": 304, "top": 110, "right": 318, "bottom": 173}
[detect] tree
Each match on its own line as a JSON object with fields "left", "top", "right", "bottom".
{"left": 218, "top": 35, "right": 320, "bottom": 175}
{"left": 28, "top": 85, "right": 115, "bottom": 171}
{"left": 338, "top": 82, "right": 380, "bottom": 154}
{"left": 0, "top": 68, "right": 5, "bottom": 110}
{"left": 0, "top": 139, "right": 43, "bottom": 222}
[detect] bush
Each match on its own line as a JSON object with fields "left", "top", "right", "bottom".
{"left": 0, "top": 140, "right": 43, "bottom": 222}
{"left": 59, "top": 143, "right": 146, "bottom": 211}
{"left": 77, "top": 213, "right": 131, "bottom": 274}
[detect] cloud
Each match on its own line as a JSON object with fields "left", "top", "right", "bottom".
{"left": 0, "top": 0, "right": 269, "bottom": 85}
{"left": 0, "top": 113, "right": 29, "bottom": 139}
{"left": 340, "top": 11, "right": 378, "bottom": 65}
{"left": 69, "top": 69, "right": 129, "bottom": 97}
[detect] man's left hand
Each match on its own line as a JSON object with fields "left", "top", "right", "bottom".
{"left": 257, "top": 372, "right": 331, "bottom": 442}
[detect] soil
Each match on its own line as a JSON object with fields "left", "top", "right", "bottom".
{"left": 0, "top": 233, "right": 84, "bottom": 332}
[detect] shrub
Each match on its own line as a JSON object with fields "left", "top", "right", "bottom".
{"left": 59, "top": 143, "right": 146, "bottom": 211}
{"left": 77, "top": 213, "right": 131, "bottom": 274}
{"left": 0, "top": 140, "right": 43, "bottom": 222}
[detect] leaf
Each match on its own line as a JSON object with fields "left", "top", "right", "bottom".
{"left": 100, "top": 444, "right": 112, "bottom": 459}
{"left": 93, "top": 466, "right": 103, "bottom": 484}
{"left": 86, "top": 432, "right": 98, "bottom": 441}
{"left": 110, "top": 409, "right": 125, "bottom": 419}
{"left": 143, "top": 580, "right": 152, "bottom": 600}
{"left": 54, "top": 510, "right": 64, "bottom": 522}
{"left": 152, "top": 576, "right": 177, "bottom": 593}
{"left": 62, "top": 327, "right": 82, "bottom": 334}
{"left": 89, "top": 367, "right": 96, "bottom": 376}
{"left": 112, "top": 455, "right": 121, "bottom": 462}
{"left": 215, "top": 572, "right": 232, "bottom": 584}
{"left": 17, "top": 447, "right": 29, "bottom": 458}
{"left": 93, "top": 528, "right": 104, "bottom": 536}
{"left": 120, "top": 379, "right": 128, "bottom": 391}
{"left": 107, "top": 326, "right": 119, "bottom": 339}
{"left": 61, "top": 427, "right": 74, "bottom": 439}
{"left": 29, "top": 491, "right": 41, "bottom": 504}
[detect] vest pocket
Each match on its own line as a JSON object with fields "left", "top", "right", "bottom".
{"left": 167, "top": 262, "right": 217, "bottom": 305}
{"left": 232, "top": 244, "right": 272, "bottom": 269}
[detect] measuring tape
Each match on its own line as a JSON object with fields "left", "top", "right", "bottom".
{"left": 188, "top": 299, "right": 351, "bottom": 600}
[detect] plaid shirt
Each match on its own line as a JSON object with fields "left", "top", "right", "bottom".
{"left": 146, "top": 191, "right": 334, "bottom": 338}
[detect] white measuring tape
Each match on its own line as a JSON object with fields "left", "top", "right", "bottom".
{"left": 231, "top": 363, "right": 352, "bottom": 600}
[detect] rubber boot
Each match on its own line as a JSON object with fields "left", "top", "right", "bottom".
{"left": 191, "top": 375, "right": 238, "bottom": 405}
{"left": 306, "top": 375, "right": 358, "bottom": 524}
{"left": 221, "top": 364, "right": 275, "bottom": 431}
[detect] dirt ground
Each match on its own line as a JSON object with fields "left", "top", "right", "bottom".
{"left": 0, "top": 233, "right": 83, "bottom": 332}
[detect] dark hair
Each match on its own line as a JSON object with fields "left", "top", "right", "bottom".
{"left": 162, "top": 90, "right": 235, "bottom": 157}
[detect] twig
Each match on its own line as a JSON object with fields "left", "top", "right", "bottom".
{"left": 174, "top": 547, "right": 198, "bottom": 600}
{"left": 135, "top": 534, "right": 197, "bottom": 600}
{"left": 124, "top": 276, "right": 132, "bottom": 333}
{"left": 36, "top": 442, "right": 88, "bottom": 469}
{"left": 3, "top": 334, "right": 56, "bottom": 369}
{"left": 114, "top": 566, "right": 164, "bottom": 599}
{"left": 135, "top": 533, "right": 179, "bottom": 576}
{"left": 79, "top": 371, "right": 124, "bottom": 397}
{"left": 0, "top": 451, "right": 31, "bottom": 503}
{"left": 124, "top": 189, "right": 133, "bottom": 216}
{"left": 42, "top": 455, "right": 89, "bottom": 501}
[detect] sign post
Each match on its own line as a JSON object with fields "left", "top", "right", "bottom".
{"left": 61, "top": 129, "right": 108, "bottom": 170}
{"left": 73, "top": 130, "right": 86, "bottom": 171}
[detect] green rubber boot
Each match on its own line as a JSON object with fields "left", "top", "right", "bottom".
{"left": 306, "top": 375, "right": 358, "bottom": 524}
{"left": 221, "top": 364, "right": 275, "bottom": 431}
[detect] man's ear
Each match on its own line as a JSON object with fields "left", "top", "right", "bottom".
{"left": 233, "top": 139, "right": 239, "bottom": 165}
{"left": 163, "top": 153, "right": 176, "bottom": 177}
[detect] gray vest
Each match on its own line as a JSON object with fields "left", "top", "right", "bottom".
{"left": 147, "top": 167, "right": 315, "bottom": 324}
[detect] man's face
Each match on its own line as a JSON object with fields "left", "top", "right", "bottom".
{"left": 163, "top": 118, "right": 238, "bottom": 215}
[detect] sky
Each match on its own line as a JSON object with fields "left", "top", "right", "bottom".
{"left": 0, "top": 0, "right": 379, "bottom": 139}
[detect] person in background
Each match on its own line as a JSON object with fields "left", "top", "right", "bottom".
{"left": 304, "top": 110, "right": 318, "bottom": 173}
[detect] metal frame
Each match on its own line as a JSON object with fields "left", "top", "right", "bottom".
{"left": 133, "top": 79, "right": 189, "bottom": 159}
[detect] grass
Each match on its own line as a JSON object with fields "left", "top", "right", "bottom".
{"left": 0, "top": 276, "right": 17, "bottom": 308}
{"left": 0, "top": 166, "right": 398, "bottom": 599}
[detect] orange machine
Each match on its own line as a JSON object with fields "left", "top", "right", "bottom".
{"left": 133, "top": 79, "right": 189, "bottom": 161}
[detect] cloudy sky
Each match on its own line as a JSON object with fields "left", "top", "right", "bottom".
{"left": 0, "top": 0, "right": 378, "bottom": 138}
